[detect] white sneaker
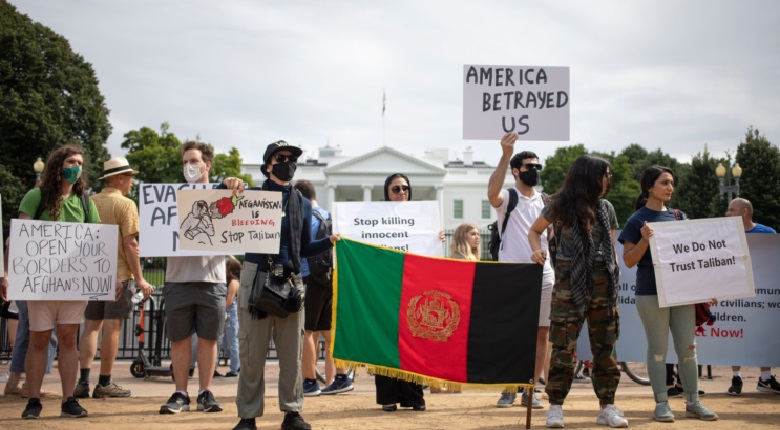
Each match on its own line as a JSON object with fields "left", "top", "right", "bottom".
{"left": 597, "top": 404, "right": 628, "bottom": 428}
{"left": 546, "top": 404, "right": 564, "bottom": 428}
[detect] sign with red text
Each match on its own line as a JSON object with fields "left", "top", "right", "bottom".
{"left": 463, "top": 65, "right": 570, "bottom": 140}
{"left": 176, "top": 189, "right": 282, "bottom": 254}
{"left": 8, "top": 219, "right": 119, "bottom": 301}
{"left": 649, "top": 216, "right": 755, "bottom": 307}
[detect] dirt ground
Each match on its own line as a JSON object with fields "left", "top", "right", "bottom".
{"left": 0, "top": 364, "right": 777, "bottom": 429}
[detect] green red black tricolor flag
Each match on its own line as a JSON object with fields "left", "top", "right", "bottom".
{"left": 332, "top": 238, "right": 542, "bottom": 389}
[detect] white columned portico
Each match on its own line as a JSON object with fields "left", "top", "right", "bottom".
{"left": 435, "top": 185, "right": 444, "bottom": 221}
{"left": 362, "top": 185, "right": 372, "bottom": 202}
{"left": 327, "top": 184, "right": 336, "bottom": 207}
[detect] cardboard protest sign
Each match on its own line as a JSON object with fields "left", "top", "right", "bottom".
{"left": 176, "top": 189, "right": 282, "bottom": 254}
{"left": 139, "top": 183, "right": 224, "bottom": 257}
{"left": 649, "top": 216, "right": 755, "bottom": 307}
{"left": 7, "top": 219, "right": 118, "bottom": 301}
{"left": 463, "top": 65, "right": 570, "bottom": 140}
{"left": 333, "top": 201, "right": 443, "bottom": 257}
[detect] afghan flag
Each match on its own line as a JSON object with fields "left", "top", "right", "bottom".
{"left": 332, "top": 238, "right": 542, "bottom": 389}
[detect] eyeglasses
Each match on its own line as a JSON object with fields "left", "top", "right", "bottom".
{"left": 391, "top": 185, "right": 410, "bottom": 194}
{"left": 523, "top": 163, "right": 543, "bottom": 171}
{"left": 272, "top": 154, "right": 298, "bottom": 163}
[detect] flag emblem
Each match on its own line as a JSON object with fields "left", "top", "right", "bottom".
{"left": 406, "top": 290, "right": 461, "bottom": 342}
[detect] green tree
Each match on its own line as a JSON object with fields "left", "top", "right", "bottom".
{"left": 735, "top": 127, "right": 780, "bottom": 230}
{"left": 0, "top": 1, "right": 111, "bottom": 235}
{"left": 121, "top": 122, "right": 183, "bottom": 186}
{"left": 540, "top": 144, "right": 588, "bottom": 194}
{"left": 592, "top": 151, "right": 640, "bottom": 225}
{"left": 211, "top": 147, "right": 254, "bottom": 186}
{"left": 675, "top": 147, "right": 720, "bottom": 219}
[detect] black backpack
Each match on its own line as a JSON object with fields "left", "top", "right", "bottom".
{"left": 307, "top": 209, "right": 333, "bottom": 287}
{"left": 487, "top": 188, "right": 519, "bottom": 261}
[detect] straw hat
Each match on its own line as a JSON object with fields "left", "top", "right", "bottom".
{"left": 99, "top": 157, "right": 139, "bottom": 179}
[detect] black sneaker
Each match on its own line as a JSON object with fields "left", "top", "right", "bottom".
{"left": 60, "top": 396, "right": 88, "bottom": 418}
{"left": 232, "top": 418, "right": 257, "bottom": 430}
{"left": 160, "top": 392, "right": 190, "bottom": 414}
{"left": 197, "top": 390, "right": 223, "bottom": 412}
{"left": 22, "top": 398, "right": 42, "bottom": 419}
{"left": 757, "top": 375, "right": 780, "bottom": 394}
{"left": 727, "top": 376, "right": 743, "bottom": 396}
{"left": 73, "top": 381, "right": 90, "bottom": 399}
{"left": 281, "top": 412, "right": 311, "bottom": 430}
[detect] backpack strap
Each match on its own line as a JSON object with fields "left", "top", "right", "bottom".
{"left": 33, "top": 189, "right": 90, "bottom": 222}
{"left": 499, "top": 188, "right": 519, "bottom": 237}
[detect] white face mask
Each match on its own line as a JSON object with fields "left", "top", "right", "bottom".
{"left": 183, "top": 163, "right": 204, "bottom": 183}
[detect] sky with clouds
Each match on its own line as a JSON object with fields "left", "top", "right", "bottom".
{"left": 11, "top": 0, "right": 780, "bottom": 168}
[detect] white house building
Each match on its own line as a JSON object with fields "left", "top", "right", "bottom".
{"left": 241, "top": 145, "right": 515, "bottom": 230}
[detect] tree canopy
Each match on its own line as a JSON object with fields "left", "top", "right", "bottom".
{"left": 0, "top": 1, "right": 111, "bottom": 235}
{"left": 736, "top": 127, "right": 780, "bottom": 229}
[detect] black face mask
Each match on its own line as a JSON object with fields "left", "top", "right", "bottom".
{"left": 271, "top": 162, "right": 297, "bottom": 182}
{"left": 519, "top": 170, "right": 540, "bottom": 187}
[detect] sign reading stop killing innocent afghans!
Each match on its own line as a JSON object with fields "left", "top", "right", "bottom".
{"left": 176, "top": 189, "right": 283, "bottom": 254}
{"left": 462, "top": 65, "right": 570, "bottom": 141}
{"left": 7, "top": 219, "right": 119, "bottom": 301}
{"left": 333, "top": 201, "right": 443, "bottom": 257}
{"left": 649, "top": 216, "right": 755, "bottom": 307}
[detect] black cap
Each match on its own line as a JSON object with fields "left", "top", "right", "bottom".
{"left": 263, "top": 140, "right": 302, "bottom": 165}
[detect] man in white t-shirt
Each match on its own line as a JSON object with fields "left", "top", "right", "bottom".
{"left": 487, "top": 132, "right": 554, "bottom": 409}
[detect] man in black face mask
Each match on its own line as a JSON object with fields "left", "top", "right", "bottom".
{"left": 486, "top": 132, "right": 553, "bottom": 410}
{"left": 220, "top": 140, "right": 337, "bottom": 430}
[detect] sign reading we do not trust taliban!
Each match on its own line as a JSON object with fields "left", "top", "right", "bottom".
{"left": 463, "top": 65, "right": 570, "bottom": 140}
{"left": 176, "top": 189, "right": 282, "bottom": 254}
{"left": 8, "top": 219, "right": 119, "bottom": 301}
{"left": 649, "top": 216, "right": 755, "bottom": 307}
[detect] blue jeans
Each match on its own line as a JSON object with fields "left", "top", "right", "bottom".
{"left": 10, "top": 301, "right": 58, "bottom": 374}
{"left": 635, "top": 295, "right": 699, "bottom": 402}
{"left": 222, "top": 301, "right": 240, "bottom": 373}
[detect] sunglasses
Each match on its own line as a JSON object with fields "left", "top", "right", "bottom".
{"left": 391, "top": 185, "right": 410, "bottom": 194}
{"left": 272, "top": 153, "right": 298, "bottom": 163}
{"left": 523, "top": 163, "right": 543, "bottom": 171}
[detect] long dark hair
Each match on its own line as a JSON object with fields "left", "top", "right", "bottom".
{"left": 383, "top": 173, "right": 412, "bottom": 202}
{"left": 226, "top": 256, "right": 242, "bottom": 284}
{"left": 635, "top": 165, "right": 675, "bottom": 210}
{"left": 547, "top": 155, "right": 611, "bottom": 233}
{"left": 39, "top": 145, "right": 89, "bottom": 221}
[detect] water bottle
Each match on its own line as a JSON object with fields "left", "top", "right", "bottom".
{"left": 131, "top": 290, "right": 145, "bottom": 304}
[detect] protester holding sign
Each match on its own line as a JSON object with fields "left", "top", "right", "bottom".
{"left": 619, "top": 165, "right": 718, "bottom": 422}
{"left": 159, "top": 141, "right": 227, "bottom": 415}
{"left": 221, "top": 140, "right": 336, "bottom": 430}
{"left": 12, "top": 145, "right": 101, "bottom": 419}
{"left": 529, "top": 155, "right": 627, "bottom": 429}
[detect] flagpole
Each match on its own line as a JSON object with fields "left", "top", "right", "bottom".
{"left": 382, "top": 89, "right": 386, "bottom": 146}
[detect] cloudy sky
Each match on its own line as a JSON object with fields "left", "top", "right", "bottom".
{"left": 12, "top": 0, "right": 780, "bottom": 168}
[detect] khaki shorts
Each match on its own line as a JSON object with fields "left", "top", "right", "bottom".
{"left": 28, "top": 300, "right": 88, "bottom": 331}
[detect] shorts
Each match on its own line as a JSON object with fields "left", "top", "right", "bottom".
{"left": 303, "top": 275, "right": 333, "bottom": 332}
{"left": 539, "top": 271, "right": 554, "bottom": 327}
{"left": 84, "top": 280, "right": 135, "bottom": 320}
{"left": 163, "top": 282, "right": 226, "bottom": 342}
{"left": 28, "top": 300, "right": 88, "bottom": 331}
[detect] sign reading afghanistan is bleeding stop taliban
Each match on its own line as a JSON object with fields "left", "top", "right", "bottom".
{"left": 462, "top": 65, "right": 570, "bottom": 141}
{"left": 176, "top": 189, "right": 282, "bottom": 254}
{"left": 7, "top": 219, "right": 119, "bottom": 301}
{"left": 649, "top": 216, "right": 755, "bottom": 307}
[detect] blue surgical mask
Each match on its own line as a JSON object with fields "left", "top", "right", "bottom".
{"left": 62, "top": 165, "right": 82, "bottom": 184}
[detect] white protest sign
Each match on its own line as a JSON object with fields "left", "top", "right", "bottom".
{"left": 8, "top": 219, "right": 118, "bottom": 301}
{"left": 177, "top": 189, "right": 282, "bottom": 254}
{"left": 333, "top": 201, "right": 443, "bottom": 257}
{"left": 649, "top": 216, "right": 754, "bottom": 307}
{"left": 139, "top": 183, "right": 223, "bottom": 257}
{"left": 577, "top": 234, "right": 780, "bottom": 367}
{"left": 463, "top": 65, "right": 570, "bottom": 141}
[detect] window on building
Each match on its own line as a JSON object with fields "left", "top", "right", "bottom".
{"left": 454, "top": 199, "right": 463, "bottom": 219}
{"left": 482, "top": 200, "right": 491, "bottom": 219}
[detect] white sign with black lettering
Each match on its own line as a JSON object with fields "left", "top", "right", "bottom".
{"left": 8, "top": 219, "right": 118, "bottom": 301}
{"left": 650, "top": 216, "right": 755, "bottom": 307}
{"left": 333, "top": 201, "right": 443, "bottom": 257}
{"left": 463, "top": 65, "right": 570, "bottom": 141}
